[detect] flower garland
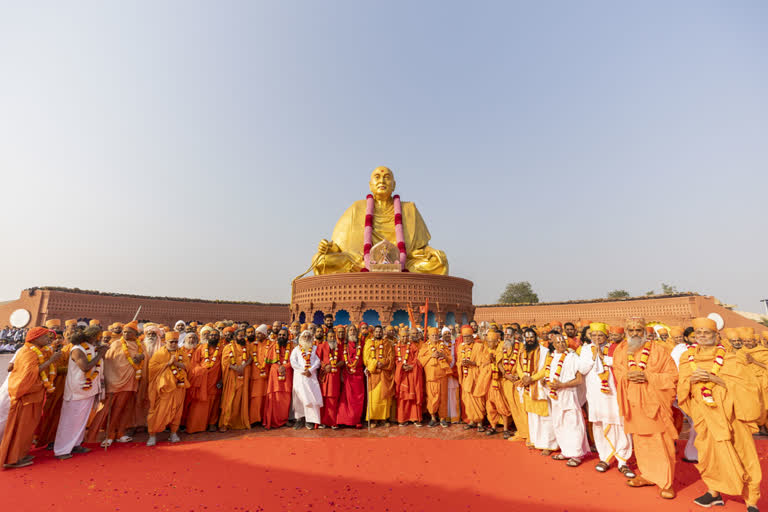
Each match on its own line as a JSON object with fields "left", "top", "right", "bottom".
{"left": 544, "top": 352, "right": 566, "bottom": 399}
{"left": 460, "top": 343, "right": 473, "bottom": 376}
{"left": 203, "top": 344, "right": 220, "bottom": 369}
{"left": 520, "top": 348, "right": 536, "bottom": 397}
{"left": 122, "top": 338, "right": 144, "bottom": 380}
{"left": 29, "top": 344, "right": 56, "bottom": 393}
{"left": 627, "top": 340, "right": 652, "bottom": 371}
{"left": 328, "top": 343, "right": 339, "bottom": 373}
{"left": 170, "top": 351, "right": 187, "bottom": 387}
{"left": 592, "top": 344, "right": 612, "bottom": 394}
{"left": 251, "top": 342, "right": 267, "bottom": 377}
{"left": 501, "top": 342, "right": 520, "bottom": 374}
{"left": 362, "top": 194, "right": 407, "bottom": 272}
{"left": 490, "top": 352, "right": 500, "bottom": 389}
{"left": 277, "top": 344, "right": 290, "bottom": 381}
{"left": 301, "top": 345, "right": 313, "bottom": 371}
{"left": 81, "top": 343, "right": 100, "bottom": 391}
{"left": 396, "top": 342, "right": 412, "bottom": 365}
{"left": 344, "top": 342, "right": 362, "bottom": 374}
{"left": 686, "top": 342, "right": 726, "bottom": 407}
{"left": 369, "top": 340, "right": 386, "bottom": 366}
{"left": 229, "top": 341, "right": 247, "bottom": 380}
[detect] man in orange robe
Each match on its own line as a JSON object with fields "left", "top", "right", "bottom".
{"left": 417, "top": 326, "right": 453, "bottom": 427}
{"left": 86, "top": 320, "right": 145, "bottom": 446}
{"left": 394, "top": 326, "right": 423, "bottom": 426}
{"left": 679, "top": 318, "right": 763, "bottom": 511}
{"left": 185, "top": 326, "right": 223, "bottom": 433}
{"left": 146, "top": 332, "right": 190, "bottom": 446}
{"left": 457, "top": 326, "right": 487, "bottom": 431}
{"left": 2, "top": 327, "right": 62, "bottom": 468}
{"left": 263, "top": 328, "right": 293, "bottom": 429}
{"left": 35, "top": 319, "right": 74, "bottom": 449}
{"left": 500, "top": 326, "right": 528, "bottom": 441}
{"left": 317, "top": 326, "right": 345, "bottom": 428}
{"left": 247, "top": 325, "right": 271, "bottom": 426}
{"left": 363, "top": 325, "right": 396, "bottom": 427}
{"left": 482, "top": 329, "right": 511, "bottom": 435}
{"left": 218, "top": 327, "right": 251, "bottom": 432}
{"left": 740, "top": 327, "right": 768, "bottom": 437}
{"left": 613, "top": 317, "right": 678, "bottom": 499}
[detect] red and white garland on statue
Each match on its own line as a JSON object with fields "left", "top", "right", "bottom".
{"left": 363, "top": 194, "right": 407, "bottom": 271}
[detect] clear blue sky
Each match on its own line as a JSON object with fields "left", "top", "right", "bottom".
{"left": 1, "top": 2, "right": 766, "bottom": 312}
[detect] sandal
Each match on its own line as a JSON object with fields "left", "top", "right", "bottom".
{"left": 485, "top": 428, "right": 497, "bottom": 436}
{"left": 476, "top": 425, "right": 486, "bottom": 433}
{"left": 541, "top": 449, "right": 553, "bottom": 456}
{"left": 551, "top": 453, "right": 567, "bottom": 461}
{"left": 619, "top": 465, "right": 636, "bottom": 478}
{"left": 463, "top": 424, "right": 474, "bottom": 430}
{"left": 595, "top": 461, "right": 610, "bottom": 472}
{"left": 567, "top": 458, "right": 582, "bottom": 467}
{"left": 502, "top": 431, "right": 512, "bottom": 439}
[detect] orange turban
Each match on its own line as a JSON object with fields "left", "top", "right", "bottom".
{"left": 222, "top": 326, "right": 235, "bottom": 334}
{"left": 608, "top": 325, "right": 625, "bottom": 334}
{"left": 626, "top": 317, "right": 645, "bottom": 329}
{"left": 669, "top": 326, "right": 685, "bottom": 337}
{"left": 645, "top": 326, "right": 655, "bottom": 334}
{"left": 45, "top": 319, "right": 61, "bottom": 329}
{"left": 427, "top": 327, "right": 440, "bottom": 335}
{"left": 658, "top": 328, "right": 668, "bottom": 335}
{"left": 65, "top": 319, "right": 77, "bottom": 327}
{"left": 762, "top": 331, "right": 768, "bottom": 340}
{"left": 123, "top": 320, "right": 139, "bottom": 332}
{"left": 89, "top": 319, "right": 100, "bottom": 326}
{"left": 692, "top": 317, "right": 717, "bottom": 332}
{"left": 301, "top": 323, "right": 309, "bottom": 331}
{"left": 26, "top": 327, "right": 52, "bottom": 343}
{"left": 461, "top": 325, "right": 473, "bottom": 336}
{"left": 550, "top": 321, "right": 562, "bottom": 328}
{"left": 721, "top": 328, "right": 738, "bottom": 340}
{"left": 335, "top": 325, "right": 347, "bottom": 334}
{"left": 398, "top": 327, "right": 409, "bottom": 337}
{"left": 486, "top": 330, "right": 500, "bottom": 342}
{"left": 165, "top": 331, "right": 179, "bottom": 341}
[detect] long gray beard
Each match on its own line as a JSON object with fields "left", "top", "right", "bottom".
{"left": 328, "top": 340, "right": 337, "bottom": 350}
{"left": 627, "top": 336, "right": 645, "bottom": 353}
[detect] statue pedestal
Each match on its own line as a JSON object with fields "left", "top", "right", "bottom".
{"left": 290, "top": 273, "right": 474, "bottom": 327}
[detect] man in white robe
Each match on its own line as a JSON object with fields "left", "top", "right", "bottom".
{"left": 0, "top": 353, "right": 18, "bottom": 440}
{"left": 290, "top": 331, "right": 323, "bottom": 429}
{"left": 545, "top": 335, "right": 590, "bottom": 466}
{"left": 54, "top": 327, "right": 108, "bottom": 459}
{"left": 577, "top": 323, "right": 635, "bottom": 477}
{"left": 518, "top": 329, "right": 558, "bottom": 454}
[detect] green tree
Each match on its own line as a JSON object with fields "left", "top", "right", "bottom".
{"left": 498, "top": 281, "right": 539, "bottom": 304}
{"left": 607, "top": 289, "right": 630, "bottom": 299}
{"left": 661, "top": 283, "right": 678, "bottom": 294}
{"left": 645, "top": 290, "right": 655, "bottom": 296}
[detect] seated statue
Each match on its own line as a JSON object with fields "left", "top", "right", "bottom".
{"left": 313, "top": 166, "right": 448, "bottom": 275}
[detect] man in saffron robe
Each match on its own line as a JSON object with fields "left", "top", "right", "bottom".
{"left": 394, "top": 326, "right": 423, "bottom": 426}
{"left": 87, "top": 320, "right": 144, "bottom": 447}
{"left": 1, "top": 327, "right": 61, "bottom": 468}
{"left": 185, "top": 326, "right": 223, "bottom": 433}
{"left": 317, "top": 326, "right": 345, "bottom": 428}
{"left": 263, "top": 328, "right": 293, "bottom": 429}
{"left": 248, "top": 324, "right": 271, "bottom": 426}
{"left": 364, "top": 325, "right": 395, "bottom": 426}
{"left": 500, "top": 326, "right": 529, "bottom": 441}
{"left": 35, "top": 319, "right": 75, "bottom": 449}
{"left": 482, "top": 329, "right": 511, "bottom": 436}
{"left": 679, "top": 318, "right": 763, "bottom": 511}
{"left": 338, "top": 325, "right": 366, "bottom": 428}
{"left": 741, "top": 328, "right": 768, "bottom": 437}
{"left": 418, "top": 326, "right": 453, "bottom": 427}
{"left": 457, "top": 326, "right": 487, "bottom": 431}
{"left": 613, "top": 317, "right": 678, "bottom": 499}
{"left": 218, "top": 327, "right": 251, "bottom": 432}
{"left": 146, "top": 331, "right": 190, "bottom": 446}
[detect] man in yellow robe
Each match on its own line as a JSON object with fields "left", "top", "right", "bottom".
{"left": 678, "top": 318, "right": 762, "bottom": 511}
{"left": 218, "top": 327, "right": 252, "bottom": 432}
{"left": 363, "top": 325, "right": 395, "bottom": 426}
{"left": 500, "top": 326, "right": 529, "bottom": 442}
{"left": 457, "top": 326, "right": 488, "bottom": 431}
{"left": 146, "top": 332, "right": 190, "bottom": 446}
{"left": 417, "top": 326, "right": 453, "bottom": 427}
{"left": 740, "top": 327, "right": 768, "bottom": 437}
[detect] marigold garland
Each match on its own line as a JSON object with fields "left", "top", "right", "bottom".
{"left": 122, "top": 338, "right": 144, "bottom": 380}
{"left": 591, "top": 344, "right": 612, "bottom": 394}
{"left": 277, "top": 344, "right": 290, "bottom": 381}
{"left": 686, "top": 342, "right": 726, "bottom": 407}
{"left": 29, "top": 344, "right": 56, "bottom": 393}
{"left": 203, "top": 344, "right": 220, "bottom": 369}
{"left": 170, "top": 351, "right": 187, "bottom": 387}
{"left": 229, "top": 341, "right": 247, "bottom": 380}
{"left": 460, "top": 343, "right": 473, "bottom": 376}
{"left": 301, "top": 345, "right": 313, "bottom": 371}
{"left": 251, "top": 342, "right": 267, "bottom": 377}
{"left": 544, "top": 352, "right": 566, "bottom": 399}
{"left": 396, "top": 342, "right": 412, "bottom": 365}
{"left": 627, "top": 341, "right": 652, "bottom": 371}
{"left": 501, "top": 342, "right": 520, "bottom": 374}
{"left": 81, "top": 342, "right": 100, "bottom": 391}
{"left": 344, "top": 342, "right": 362, "bottom": 374}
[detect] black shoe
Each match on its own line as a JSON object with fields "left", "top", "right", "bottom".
{"left": 71, "top": 445, "right": 90, "bottom": 455}
{"left": 440, "top": 420, "right": 449, "bottom": 428}
{"left": 747, "top": 506, "right": 759, "bottom": 512}
{"left": 682, "top": 457, "right": 699, "bottom": 464}
{"left": 293, "top": 419, "right": 305, "bottom": 430}
{"left": 427, "top": 419, "right": 438, "bottom": 428}
{"left": 693, "top": 492, "right": 724, "bottom": 508}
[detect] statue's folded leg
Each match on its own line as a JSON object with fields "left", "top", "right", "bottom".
{"left": 313, "top": 251, "right": 364, "bottom": 275}
{"left": 406, "top": 247, "right": 449, "bottom": 275}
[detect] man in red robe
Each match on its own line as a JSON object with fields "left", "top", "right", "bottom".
{"left": 263, "top": 328, "right": 293, "bottom": 429}
{"left": 338, "top": 324, "right": 366, "bottom": 428}
{"left": 185, "top": 326, "right": 223, "bottom": 433}
{"left": 317, "top": 326, "right": 345, "bottom": 428}
{"left": 2, "top": 327, "right": 62, "bottom": 469}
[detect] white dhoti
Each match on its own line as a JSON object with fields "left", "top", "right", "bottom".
{"left": 592, "top": 420, "right": 633, "bottom": 465}
{"left": 290, "top": 345, "right": 324, "bottom": 425}
{"left": 54, "top": 396, "right": 95, "bottom": 456}
{"left": 0, "top": 377, "right": 10, "bottom": 440}
{"left": 292, "top": 392, "right": 322, "bottom": 424}
{"left": 682, "top": 411, "right": 698, "bottom": 460}
{"left": 528, "top": 412, "right": 557, "bottom": 450}
{"left": 551, "top": 406, "right": 590, "bottom": 458}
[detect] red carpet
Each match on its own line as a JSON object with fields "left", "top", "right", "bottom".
{"left": 1, "top": 436, "right": 766, "bottom": 511}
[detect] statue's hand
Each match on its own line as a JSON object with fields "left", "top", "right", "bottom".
{"left": 318, "top": 239, "right": 331, "bottom": 255}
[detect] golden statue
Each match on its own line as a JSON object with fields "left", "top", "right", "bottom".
{"left": 312, "top": 167, "right": 448, "bottom": 275}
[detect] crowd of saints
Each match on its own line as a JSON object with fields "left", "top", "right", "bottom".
{"left": 1, "top": 315, "right": 766, "bottom": 512}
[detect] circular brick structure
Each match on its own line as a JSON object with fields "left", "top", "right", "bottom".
{"left": 290, "top": 273, "right": 474, "bottom": 327}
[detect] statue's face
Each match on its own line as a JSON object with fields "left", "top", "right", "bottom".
{"left": 369, "top": 167, "right": 396, "bottom": 200}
